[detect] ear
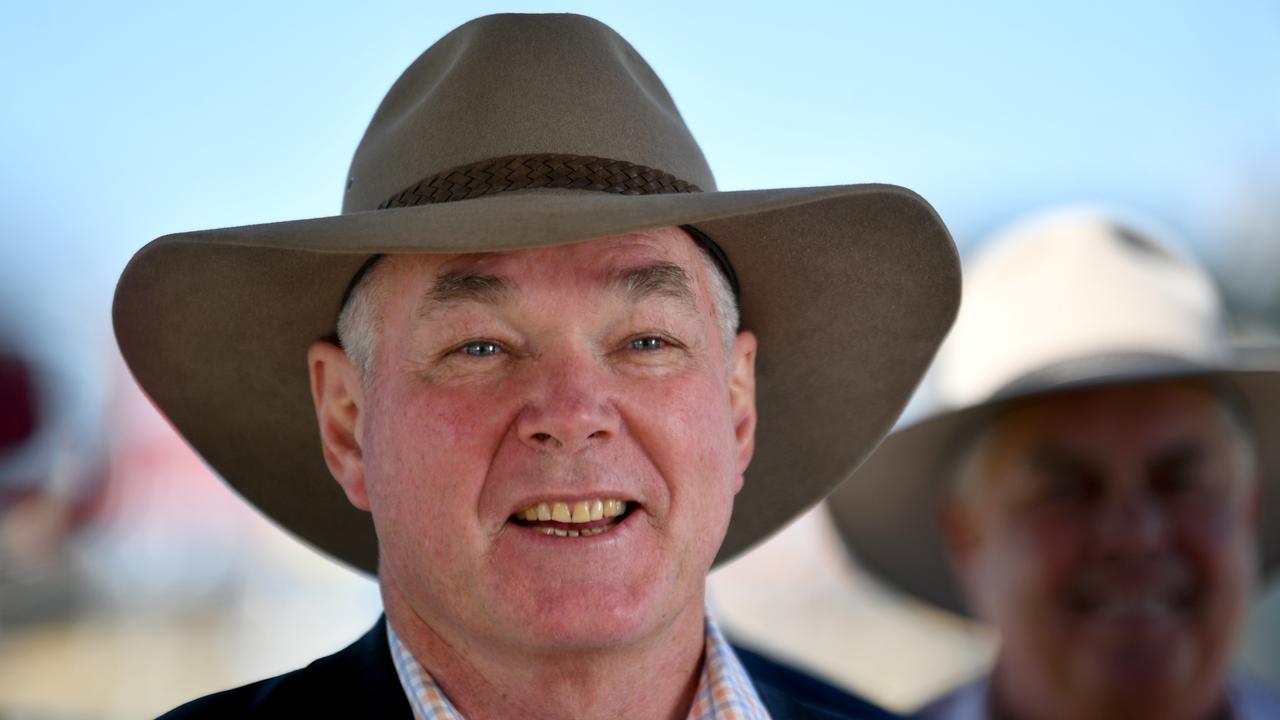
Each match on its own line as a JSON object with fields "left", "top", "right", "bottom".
{"left": 307, "top": 340, "right": 370, "bottom": 511}
{"left": 728, "top": 330, "right": 758, "bottom": 491}
{"left": 940, "top": 498, "right": 987, "bottom": 617}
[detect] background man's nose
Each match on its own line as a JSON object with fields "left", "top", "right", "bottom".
{"left": 516, "top": 363, "right": 619, "bottom": 453}
{"left": 1094, "top": 486, "right": 1168, "bottom": 557}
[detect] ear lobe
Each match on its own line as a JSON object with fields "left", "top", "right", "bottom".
{"left": 729, "top": 330, "right": 758, "bottom": 486}
{"left": 940, "top": 502, "right": 975, "bottom": 563}
{"left": 307, "top": 340, "right": 371, "bottom": 511}
{"left": 940, "top": 500, "right": 986, "bottom": 615}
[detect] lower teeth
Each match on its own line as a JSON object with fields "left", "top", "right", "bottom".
{"left": 535, "top": 525, "right": 609, "bottom": 537}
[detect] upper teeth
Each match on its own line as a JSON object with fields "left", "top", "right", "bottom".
{"left": 1093, "top": 597, "right": 1174, "bottom": 618}
{"left": 519, "top": 498, "right": 627, "bottom": 524}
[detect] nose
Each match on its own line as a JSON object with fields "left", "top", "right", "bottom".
{"left": 1094, "top": 487, "right": 1168, "bottom": 558}
{"left": 515, "top": 355, "right": 619, "bottom": 454}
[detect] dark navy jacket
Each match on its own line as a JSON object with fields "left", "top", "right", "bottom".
{"left": 159, "top": 617, "right": 901, "bottom": 719}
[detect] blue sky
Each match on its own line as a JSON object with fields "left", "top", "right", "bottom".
{"left": 2, "top": 0, "right": 1278, "bottom": 409}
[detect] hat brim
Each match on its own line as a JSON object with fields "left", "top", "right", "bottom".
{"left": 827, "top": 360, "right": 1280, "bottom": 616}
{"left": 114, "top": 184, "right": 960, "bottom": 574}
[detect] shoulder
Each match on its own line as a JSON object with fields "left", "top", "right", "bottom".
{"left": 157, "top": 617, "right": 412, "bottom": 719}
{"left": 911, "top": 676, "right": 987, "bottom": 720}
{"left": 1231, "top": 675, "right": 1280, "bottom": 720}
{"left": 731, "top": 642, "right": 904, "bottom": 720}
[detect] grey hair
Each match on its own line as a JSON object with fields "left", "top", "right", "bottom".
{"left": 335, "top": 259, "right": 387, "bottom": 379}
{"left": 1208, "top": 379, "right": 1260, "bottom": 482}
{"left": 335, "top": 241, "right": 741, "bottom": 382}
{"left": 702, "top": 244, "right": 741, "bottom": 367}
{"left": 947, "top": 420, "right": 999, "bottom": 506}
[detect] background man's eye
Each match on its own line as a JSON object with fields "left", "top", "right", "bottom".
{"left": 1151, "top": 466, "right": 1197, "bottom": 497}
{"left": 462, "top": 341, "right": 502, "bottom": 357}
{"left": 630, "top": 337, "right": 665, "bottom": 351}
{"left": 1037, "top": 469, "right": 1099, "bottom": 505}
{"left": 1046, "top": 477, "right": 1088, "bottom": 501}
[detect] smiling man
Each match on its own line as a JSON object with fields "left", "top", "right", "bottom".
{"left": 309, "top": 232, "right": 760, "bottom": 717}
{"left": 828, "top": 210, "right": 1280, "bottom": 720}
{"left": 113, "top": 13, "right": 959, "bottom": 720}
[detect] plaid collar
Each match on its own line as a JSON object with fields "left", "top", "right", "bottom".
{"left": 388, "top": 614, "right": 770, "bottom": 720}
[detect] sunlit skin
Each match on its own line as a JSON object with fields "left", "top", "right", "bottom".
{"left": 307, "top": 227, "right": 758, "bottom": 720}
{"left": 944, "top": 380, "right": 1260, "bottom": 720}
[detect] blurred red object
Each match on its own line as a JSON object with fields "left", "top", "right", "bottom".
{"left": 0, "top": 354, "right": 36, "bottom": 452}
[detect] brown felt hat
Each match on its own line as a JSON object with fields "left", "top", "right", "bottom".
{"left": 113, "top": 13, "right": 961, "bottom": 575}
{"left": 828, "top": 208, "right": 1280, "bottom": 615}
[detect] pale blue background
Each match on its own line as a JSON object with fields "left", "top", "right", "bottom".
{"left": 4, "top": 1, "right": 1278, "bottom": 332}
{"left": 7, "top": 0, "right": 1279, "bottom": 508}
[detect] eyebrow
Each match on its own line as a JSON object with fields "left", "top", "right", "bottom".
{"left": 424, "top": 271, "right": 514, "bottom": 307}
{"left": 1149, "top": 438, "right": 1207, "bottom": 473}
{"left": 1029, "top": 439, "right": 1209, "bottom": 481}
{"left": 1029, "top": 446, "right": 1098, "bottom": 481}
{"left": 416, "top": 261, "right": 698, "bottom": 317}
{"left": 608, "top": 262, "right": 698, "bottom": 311}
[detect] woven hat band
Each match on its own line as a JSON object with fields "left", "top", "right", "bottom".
{"left": 378, "top": 153, "right": 702, "bottom": 209}
{"left": 367, "top": 152, "right": 738, "bottom": 302}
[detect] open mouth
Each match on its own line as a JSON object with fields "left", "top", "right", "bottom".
{"left": 1068, "top": 589, "right": 1195, "bottom": 621}
{"left": 510, "top": 498, "right": 633, "bottom": 538}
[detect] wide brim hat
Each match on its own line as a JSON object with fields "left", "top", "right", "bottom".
{"left": 112, "top": 13, "right": 961, "bottom": 575}
{"left": 828, "top": 209, "right": 1280, "bottom": 615}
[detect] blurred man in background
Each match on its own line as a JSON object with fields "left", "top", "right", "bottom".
{"left": 829, "top": 209, "right": 1280, "bottom": 720}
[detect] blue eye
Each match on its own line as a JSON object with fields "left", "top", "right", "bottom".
{"left": 462, "top": 341, "right": 502, "bottom": 357}
{"left": 629, "top": 337, "right": 665, "bottom": 351}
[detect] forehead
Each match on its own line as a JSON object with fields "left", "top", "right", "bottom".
{"left": 981, "top": 380, "right": 1240, "bottom": 471}
{"left": 378, "top": 225, "right": 708, "bottom": 293}
{"left": 1001, "top": 380, "right": 1227, "bottom": 440}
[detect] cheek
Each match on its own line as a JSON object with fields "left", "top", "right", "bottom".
{"left": 362, "top": 383, "right": 513, "bottom": 539}
{"left": 993, "top": 510, "right": 1086, "bottom": 602}
{"left": 1172, "top": 502, "right": 1258, "bottom": 598}
{"left": 638, "top": 374, "right": 736, "bottom": 478}
{"left": 620, "top": 370, "right": 738, "bottom": 548}
{"left": 1025, "top": 511, "right": 1086, "bottom": 563}
{"left": 370, "top": 382, "right": 508, "bottom": 468}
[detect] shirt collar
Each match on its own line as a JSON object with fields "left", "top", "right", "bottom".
{"left": 924, "top": 675, "right": 1274, "bottom": 720}
{"left": 388, "top": 614, "right": 770, "bottom": 720}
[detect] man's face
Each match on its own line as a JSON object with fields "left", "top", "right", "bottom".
{"left": 946, "top": 380, "right": 1259, "bottom": 719}
{"left": 315, "top": 227, "right": 756, "bottom": 655}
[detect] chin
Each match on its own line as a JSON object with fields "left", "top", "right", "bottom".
{"left": 1071, "top": 640, "right": 1216, "bottom": 717}
{"left": 1082, "top": 682, "right": 1221, "bottom": 720}
{"left": 504, "top": 582, "right": 680, "bottom": 651}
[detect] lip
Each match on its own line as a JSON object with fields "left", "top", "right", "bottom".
{"left": 1066, "top": 589, "right": 1196, "bottom": 623}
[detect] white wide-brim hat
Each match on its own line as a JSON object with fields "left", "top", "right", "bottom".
{"left": 827, "top": 208, "right": 1280, "bottom": 615}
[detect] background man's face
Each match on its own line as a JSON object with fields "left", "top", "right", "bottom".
{"left": 351, "top": 227, "right": 756, "bottom": 654}
{"left": 947, "top": 380, "right": 1259, "bottom": 718}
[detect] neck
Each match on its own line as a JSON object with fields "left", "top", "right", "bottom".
{"left": 382, "top": 583, "right": 707, "bottom": 720}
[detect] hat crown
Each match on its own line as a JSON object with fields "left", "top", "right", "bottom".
{"left": 933, "top": 209, "right": 1230, "bottom": 408}
{"left": 343, "top": 14, "right": 716, "bottom": 214}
